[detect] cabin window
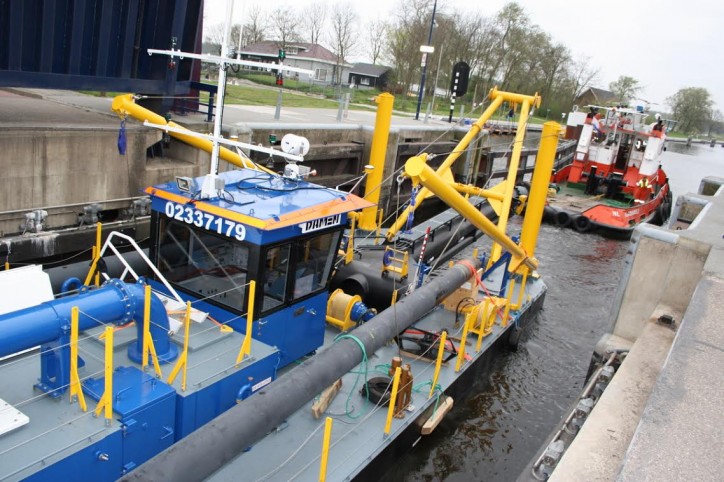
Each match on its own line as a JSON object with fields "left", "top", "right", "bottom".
{"left": 259, "top": 230, "right": 341, "bottom": 314}
{"left": 156, "top": 218, "right": 249, "bottom": 311}
{"left": 262, "top": 244, "right": 291, "bottom": 311}
{"left": 291, "top": 231, "right": 340, "bottom": 300}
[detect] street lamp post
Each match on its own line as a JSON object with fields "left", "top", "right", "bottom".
{"left": 415, "top": 0, "right": 438, "bottom": 120}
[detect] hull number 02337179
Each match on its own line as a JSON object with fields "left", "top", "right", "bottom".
{"left": 165, "top": 202, "right": 246, "bottom": 241}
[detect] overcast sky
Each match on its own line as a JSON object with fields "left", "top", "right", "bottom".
{"left": 205, "top": 0, "right": 724, "bottom": 111}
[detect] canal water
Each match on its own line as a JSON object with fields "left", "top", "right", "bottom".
{"left": 383, "top": 142, "right": 724, "bottom": 481}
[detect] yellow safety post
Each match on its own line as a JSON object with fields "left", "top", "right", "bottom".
{"left": 83, "top": 223, "right": 103, "bottom": 287}
{"left": 94, "top": 326, "right": 114, "bottom": 424}
{"left": 111, "top": 94, "right": 277, "bottom": 175}
{"left": 344, "top": 216, "right": 356, "bottom": 265}
{"left": 475, "top": 300, "right": 489, "bottom": 352}
{"left": 384, "top": 366, "right": 402, "bottom": 436}
{"left": 4, "top": 261, "right": 8, "bottom": 270}
{"left": 488, "top": 97, "right": 534, "bottom": 267}
{"left": 94, "top": 222, "right": 102, "bottom": 287}
{"left": 515, "top": 271, "right": 529, "bottom": 309}
{"left": 168, "top": 301, "right": 191, "bottom": 391}
{"left": 236, "top": 280, "right": 256, "bottom": 365}
{"left": 142, "top": 285, "right": 163, "bottom": 377}
{"left": 501, "top": 280, "right": 515, "bottom": 328}
{"left": 386, "top": 92, "right": 507, "bottom": 241}
{"left": 455, "top": 312, "right": 472, "bottom": 372}
{"left": 429, "top": 331, "right": 447, "bottom": 399}
{"left": 374, "top": 209, "right": 384, "bottom": 245}
{"left": 69, "top": 307, "right": 87, "bottom": 412}
{"left": 519, "top": 121, "right": 561, "bottom": 262}
{"left": 359, "top": 93, "right": 394, "bottom": 230}
{"left": 318, "top": 416, "right": 334, "bottom": 482}
{"left": 404, "top": 156, "right": 538, "bottom": 273}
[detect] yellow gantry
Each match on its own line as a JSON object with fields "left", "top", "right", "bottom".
{"left": 386, "top": 88, "right": 540, "bottom": 241}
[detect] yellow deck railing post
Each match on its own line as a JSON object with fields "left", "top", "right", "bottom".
{"left": 455, "top": 313, "right": 472, "bottom": 372}
{"left": 237, "top": 280, "right": 256, "bottom": 365}
{"left": 515, "top": 271, "right": 529, "bottom": 309}
{"left": 345, "top": 216, "right": 356, "bottom": 264}
{"left": 318, "top": 416, "right": 334, "bottom": 482}
{"left": 143, "top": 284, "right": 163, "bottom": 377}
{"left": 384, "top": 367, "right": 402, "bottom": 436}
{"left": 168, "top": 301, "right": 191, "bottom": 391}
{"left": 94, "top": 326, "right": 114, "bottom": 425}
{"left": 69, "top": 307, "right": 87, "bottom": 412}
{"left": 94, "top": 222, "right": 102, "bottom": 286}
{"left": 475, "top": 300, "right": 489, "bottom": 352}
{"left": 429, "top": 331, "right": 447, "bottom": 399}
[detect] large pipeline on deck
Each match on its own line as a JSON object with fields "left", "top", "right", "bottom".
{"left": 0, "top": 280, "right": 177, "bottom": 362}
{"left": 122, "top": 258, "right": 481, "bottom": 482}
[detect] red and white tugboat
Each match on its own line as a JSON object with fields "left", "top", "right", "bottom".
{"left": 546, "top": 105, "right": 672, "bottom": 238}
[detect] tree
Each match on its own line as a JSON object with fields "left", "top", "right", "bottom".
{"left": 367, "top": 20, "right": 386, "bottom": 65}
{"left": 328, "top": 3, "right": 357, "bottom": 84}
{"left": 609, "top": 75, "right": 640, "bottom": 103}
{"left": 270, "top": 6, "right": 300, "bottom": 48}
{"left": 241, "top": 5, "right": 267, "bottom": 46}
{"left": 302, "top": 2, "right": 327, "bottom": 45}
{"left": 667, "top": 87, "right": 714, "bottom": 134}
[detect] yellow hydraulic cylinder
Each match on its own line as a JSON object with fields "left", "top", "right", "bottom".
{"left": 386, "top": 93, "right": 505, "bottom": 241}
{"left": 404, "top": 155, "right": 538, "bottom": 272}
{"left": 359, "top": 93, "right": 394, "bottom": 231}
{"left": 519, "top": 122, "right": 561, "bottom": 260}
{"left": 488, "top": 98, "right": 533, "bottom": 266}
{"left": 111, "top": 94, "right": 275, "bottom": 175}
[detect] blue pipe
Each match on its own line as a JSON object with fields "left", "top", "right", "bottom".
{"left": 0, "top": 279, "right": 177, "bottom": 363}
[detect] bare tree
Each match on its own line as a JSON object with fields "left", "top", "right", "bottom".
{"left": 367, "top": 20, "right": 387, "bottom": 65}
{"left": 241, "top": 5, "right": 267, "bottom": 46}
{"left": 328, "top": 3, "right": 357, "bottom": 84}
{"left": 303, "top": 2, "right": 327, "bottom": 45}
{"left": 270, "top": 6, "right": 300, "bottom": 48}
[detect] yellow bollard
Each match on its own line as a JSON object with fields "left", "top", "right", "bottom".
{"left": 237, "top": 281, "right": 256, "bottom": 365}
{"left": 69, "top": 307, "right": 87, "bottom": 412}
{"left": 384, "top": 367, "right": 402, "bottom": 436}
{"left": 318, "top": 417, "right": 334, "bottom": 482}
{"left": 359, "top": 93, "right": 394, "bottom": 231}
{"left": 429, "top": 332, "right": 447, "bottom": 399}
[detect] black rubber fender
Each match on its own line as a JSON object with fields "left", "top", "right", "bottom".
{"left": 508, "top": 326, "right": 523, "bottom": 351}
{"left": 555, "top": 210, "right": 571, "bottom": 227}
{"left": 572, "top": 215, "right": 592, "bottom": 233}
{"left": 360, "top": 377, "right": 392, "bottom": 406}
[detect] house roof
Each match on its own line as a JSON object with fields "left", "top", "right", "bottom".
{"left": 349, "top": 63, "right": 391, "bottom": 78}
{"left": 238, "top": 41, "right": 343, "bottom": 64}
{"left": 585, "top": 87, "right": 617, "bottom": 103}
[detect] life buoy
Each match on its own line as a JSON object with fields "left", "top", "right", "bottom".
{"left": 573, "top": 215, "right": 592, "bottom": 233}
{"left": 555, "top": 210, "right": 571, "bottom": 227}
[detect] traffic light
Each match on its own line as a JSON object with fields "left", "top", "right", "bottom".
{"left": 278, "top": 49, "right": 286, "bottom": 61}
{"left": 275, "top": 72, "right": 283, "bottom": 86}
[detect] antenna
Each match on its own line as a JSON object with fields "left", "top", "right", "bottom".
{"left": 146, "top": 0, "right": 315, "bottom": 199}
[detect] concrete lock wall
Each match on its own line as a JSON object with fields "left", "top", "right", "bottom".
{"left": 611, "top": 234, "right": 709, "bottom": 342}
{"left": 0, "top": 127, "right": 210, "bottom": 236}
